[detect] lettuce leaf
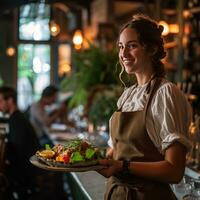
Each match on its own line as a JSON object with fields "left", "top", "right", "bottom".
{"left": 70, "top": 152, "right": 85, "bottom": 163}
{"left": 45, "top": 144, "right": 51, "bottom": 150}
{"left": 85, "top": 148, "right": 95, "bottom": 160}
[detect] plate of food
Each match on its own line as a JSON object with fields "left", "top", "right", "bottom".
{"left": 30, "top": 138, "right": 106, "bottom": 172}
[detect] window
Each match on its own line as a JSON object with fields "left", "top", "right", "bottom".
{"left": 17, "top": 3, "right": 51, "bottom": 110}
{"left": 19, "top": 3, "right": 50, "bottom": 41}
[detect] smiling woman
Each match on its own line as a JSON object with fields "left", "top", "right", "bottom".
{"left": 96, "top": 14, "right": 192, "bottom": 200}
{"left": 118, "top": 14, "right": 166, "bottom": 86}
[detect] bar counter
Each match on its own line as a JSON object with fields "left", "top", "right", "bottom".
{"left": 67, "top": 171, "right": 106, "bottom": 200}
{"left": 66, "top": 167, "right": 200, "bottom": 200}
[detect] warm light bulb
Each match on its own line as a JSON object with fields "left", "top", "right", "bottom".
{"left": 6, "top": 46, "right": 15, "bottom": 56}
{"left": 183, "top": 10, "right": 191, "bottom": 18}
{"left": 158, "top": 21, "right": 169, "bottom": 36}
{"left": 50, "top": 21, "right": 60, "bottom": 36}
{"left": 59, "top": 63, "right": 71, "bottom": 76}
{"left": 169, "top": 24, "right": 179, "bottom": 34}
{"left": 73, "top": 30, "right": 83, "bottom": 47}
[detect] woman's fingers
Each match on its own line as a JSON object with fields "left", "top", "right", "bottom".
{"left": 98, "top": 159, "right": 111, "bottom": 166}
{"left": 96, "top": 159, "right": 123, "bottom": 178}
{"left": 106, "top": 148, "right": 113, "bottom": 158}
{"left": 96, "top": 159, "right": 114, "bottom": 178}
{"left": 96, "top": 167, "right": 113, "bottom": 178}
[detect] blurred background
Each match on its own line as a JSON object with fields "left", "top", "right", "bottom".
{"left": 1, "top": 0, "right": 200, "bottom": 156}
{"left": 1, "top": 0, "right": 200, "bottom": 118}
{"left": 1, "top": 1, "right": 200, "bottom": 199}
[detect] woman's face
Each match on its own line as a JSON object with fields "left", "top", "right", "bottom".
{"left": 118, "top": 27, "right": 152, "bottom": 75}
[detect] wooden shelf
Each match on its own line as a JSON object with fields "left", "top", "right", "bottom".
{"left": 189, "top": 6, "right": 200, "bottom": 14}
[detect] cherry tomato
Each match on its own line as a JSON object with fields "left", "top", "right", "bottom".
{"left": 63, "top": 155, "right": 70, "bottom": 163}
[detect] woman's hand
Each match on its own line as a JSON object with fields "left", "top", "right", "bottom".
{"left": 97, "top": 159, "right": 123, "bottom": 178}
{"left": 106, "top": 148, "right": 113, "bottom": 159}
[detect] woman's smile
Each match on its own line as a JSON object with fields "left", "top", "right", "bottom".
{"left": 122, "top": 58, "right": 135, "bottom": 65}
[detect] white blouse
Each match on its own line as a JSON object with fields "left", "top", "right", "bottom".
{"left": 108, "top": 78, "right": 192, "bottom": 155}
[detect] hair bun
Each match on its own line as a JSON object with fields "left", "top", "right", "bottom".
{"left": 158, "top": 25, "right": 164, "bottom": 34}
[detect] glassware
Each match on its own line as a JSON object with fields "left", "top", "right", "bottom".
{"left": 86, "top": 124, "right": 109, "bottom": 147}
{"left": 173, "top": 177, "right": 194, "bottom": 198}
{"left": 187, "top": 116, "right": 200, "bottom": 168}
{"left": 174, "top": 176, "right": 200, "bottom": 200}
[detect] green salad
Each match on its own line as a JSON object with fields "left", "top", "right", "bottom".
{"left": 41, "top": 138, "right": 105, "bottom": 164}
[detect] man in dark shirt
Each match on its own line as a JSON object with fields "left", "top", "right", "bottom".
{"left": 0, "top": 86, "right": 68, "bottom": 200}
{"left": 0, "top": 86, "right": 40, "bottom": 199}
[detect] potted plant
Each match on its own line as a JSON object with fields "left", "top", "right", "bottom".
{"left": 60, "top": 44, "right": 123, "bottom": 127}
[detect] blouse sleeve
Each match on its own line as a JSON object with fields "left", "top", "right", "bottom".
{"left": 147, "top": 82, "right": 192, "bottom": 154}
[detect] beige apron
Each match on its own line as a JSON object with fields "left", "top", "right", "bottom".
{"left": 105, "top": 77, "right": 177, "bottom": 200}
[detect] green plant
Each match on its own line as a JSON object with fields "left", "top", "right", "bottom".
{"left": 60, "top": 44, "right": 120, "bottom": 107}
{"left": 87, "top": 86, "right": 121, "bottom": 127}
{"left": 60, "top": 44, "right": 134, "bottom": 126}
{"left": 0, "top": 75, "right": 3, "bottom": 86}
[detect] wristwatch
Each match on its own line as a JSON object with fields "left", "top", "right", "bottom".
{"left": 122, "top": 160, "right": 131, "bottom": 173}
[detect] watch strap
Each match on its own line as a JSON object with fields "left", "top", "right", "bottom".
{"left": 122, "top": 160, "right": 130, "bottom": 172}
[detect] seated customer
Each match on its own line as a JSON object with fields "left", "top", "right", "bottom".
{"left": 0, "top": 86, "right": 40, "bottom": 199}
{"left": 0, "top": 86, "right": 67, "bottom": 200}
{"left": 29, "top": 85, "right": 65, "bottom": 146}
